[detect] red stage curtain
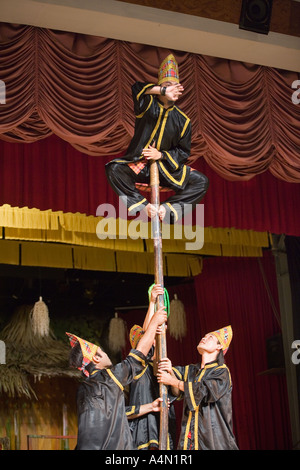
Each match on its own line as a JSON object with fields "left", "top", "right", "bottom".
{"left": 0, "top": 135, "right": 300, "bottom": 236}
{"left": 0, "top": 23, "right": 300, "bottom": 182}
{"left": 192, "top": 252, "right": 291, "bottom": 450}
{"left": 120, "top": 252, "right": 292, "bottom": 450}
{"left": 285, "top": 236, "right": 300, "bottom": 417}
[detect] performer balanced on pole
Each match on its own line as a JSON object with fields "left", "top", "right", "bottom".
{"left": 105, "top": 54, "right": 209, "bottom": 224}
{"left": 105, "top": 53, "right": 209, "bottom": 449}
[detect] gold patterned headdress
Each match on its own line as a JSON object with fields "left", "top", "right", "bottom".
{"left": 66, "top": 332, "right": 98, "bottom": 376}
{"left": 158, "top": 54, "right": 179, "bottom": 85}
{"left": 129, "top": 324, "right": 144, "bottom": 349}
{"left": 209, "top": 325, "right": 233, "bottom": 355}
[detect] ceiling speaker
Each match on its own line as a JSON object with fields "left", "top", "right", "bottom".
{"left": 239, "top": 0, "right": 273, "bottom": 35}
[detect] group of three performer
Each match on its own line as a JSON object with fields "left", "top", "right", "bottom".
{"left": 67, "top": 284, "right": 237, "bottom": 450}
{"left": 66, "top": 54, "right": 238, "bottom": 450}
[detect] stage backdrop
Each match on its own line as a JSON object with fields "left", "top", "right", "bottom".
{"left": 0, "top": 22, "right": 298, "bottom": 451}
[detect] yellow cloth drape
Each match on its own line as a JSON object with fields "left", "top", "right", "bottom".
{"left": 21, "top": 242, "right": 73, "bottom": 269}
{"left": 0, "top": 205, "right": 270, "bottom": 275}
{"left": 0, "top": 241, "right": 203, "bottom": 276}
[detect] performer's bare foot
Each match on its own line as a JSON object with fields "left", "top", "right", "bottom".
{"left": 158, "top": 205, "right": 166, "bottom": 221}
{"left": 145, "top": 203, "right": 158, "bottom": 218}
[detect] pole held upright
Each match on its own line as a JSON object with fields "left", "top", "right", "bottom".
{"left": 150, "top": 160, "right": 168, "bottom": 450}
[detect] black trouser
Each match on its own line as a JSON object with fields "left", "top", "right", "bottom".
{"left": 105, "top": 162, "right": 209, "bottom": 223}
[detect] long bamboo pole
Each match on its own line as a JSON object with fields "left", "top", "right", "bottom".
{"left": 150, "top": 159, "right": 168, "bottom": 450}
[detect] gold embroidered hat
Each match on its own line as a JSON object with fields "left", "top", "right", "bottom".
{"left": 66, "top": 332, "right": 98, "bottom": 375}
{"left": 209, "top": 325, "right": 233, "bottom": 355}
{"left": 129, "top": 324, "right": 144, "bottom": 349}
{"left": 158, "top": 54, "right": 179, "bottom": 85}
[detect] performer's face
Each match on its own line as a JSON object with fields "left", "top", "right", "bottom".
{"left": 159, "top": 80, "right": 182, "bottom": 106}
{"left": 197, "top": 334, "right": 221, "bottom": 355}
{"left": 160, "top": 80, "right": 178, "bottom": 87}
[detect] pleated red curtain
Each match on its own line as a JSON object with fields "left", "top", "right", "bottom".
{"left": 0, "top": 23, "right": 300, "bottom": 182}
{"left": 1, "top": 135, "right": 300, "bottom": 236}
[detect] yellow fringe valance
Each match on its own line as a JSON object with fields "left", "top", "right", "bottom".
{"left": 0, "top": 240, "right": 203, "bottom": 277}
{"left": 0, "top": 205, "right": 60, "bottom": 230}
{"left": 0, "top": 204, "right": 270, "bottom": 268}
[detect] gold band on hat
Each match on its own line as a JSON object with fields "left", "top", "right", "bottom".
{"left": 158, "top": 54, "right": 179, "bottom": 85}
{"left": 129, "top": 324, "right": 144, "bottom": 349}
{"left": 209, "top": 325, "right": 233, "bottom": 355}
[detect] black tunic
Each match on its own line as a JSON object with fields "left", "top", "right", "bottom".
{"left": 107, "top": 82, "right": 192, "bottom": 191}
{"left": 125, "top": 359, "right": 177, "bottom": 450}
{"left": 76, "top": 349, "right": 147, "bottom": 450}
{"left": 105, "top": 82, "right": 209, "bottom": 222}
{"left": 173, "top": 356, "right": 238, "bottom": 450}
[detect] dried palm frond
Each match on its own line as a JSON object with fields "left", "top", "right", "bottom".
{"left": 0, "top": 365, "right": 37, "bottom": 399}
{"left": 0, "top": 305, "right": 79, "bottom": 399}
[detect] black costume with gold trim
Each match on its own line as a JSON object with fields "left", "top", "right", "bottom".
{"left": 105, "top": 82, "right": 208, "bottom": 222}
{"left": 75, "top": 349, "right": 147, "bottom": 450}
{"left": 125, "top": 357, "right": 177, "bottom": 450}
{"left": 173, "top": 354, "right": 238, "bottom": 450}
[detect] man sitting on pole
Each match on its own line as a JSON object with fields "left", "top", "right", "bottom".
{"left": 105, "top": 53, "right": 208, "bottom": 224}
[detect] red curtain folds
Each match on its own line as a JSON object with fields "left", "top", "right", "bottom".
{"left": 0, "top": 135, "right": 300, "bottom": 236}
{"left": 192, "top": 253, "right": 291, "bottom": 450}
{"left": 0, "top": 23, "right": 300, "bottom": 182}
{"left": 119, "top": 252, "right": 292, "bottom": 450}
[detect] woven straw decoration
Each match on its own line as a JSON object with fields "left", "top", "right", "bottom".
{"left": 169, "top": 294, "right": 187, "bottom": 340}
{"left": 30, "top": 296, "right": 50, "bottom": 337}
{"left": 108, "top": 312, "right": 126, "bottom": 353}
